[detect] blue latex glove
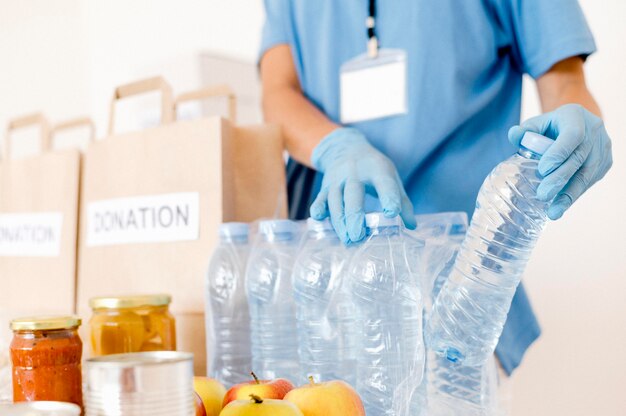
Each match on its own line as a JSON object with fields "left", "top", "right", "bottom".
{"left": 310, "top": 127, "right": 416, "bottom": 244}
{"left": 508, "top": 104, "right": 613, "bottom": 220}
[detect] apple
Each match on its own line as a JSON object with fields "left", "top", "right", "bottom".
{"left": 195, "top": 391, "right": 207, "bottom": 416}
{"left": 220, "top": 394, "right": 304, "bottom": 416}
{"left": 222, "top": 372, "right": 294, "bottom": 407}
{"left": 194, "top": 376, "right": 226, "bottom": 416}
{"left": 284, "top": 376, "right": 365, "bottom": 416}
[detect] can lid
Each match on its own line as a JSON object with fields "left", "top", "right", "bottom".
{"left": 259, "top": 219, "right": 299, "bottom": 236}
{"left": 10, "top": 315, "right": 81, "bottom": 331}
{"left": 219, "top": 222, "right": 249, "bottom": 238}
{"left": 365, "top": 212, "right": 402, "bottom": 228}
{"left": 521, "top": 132, "right": 554, "bottom": 156}
{"left": 89, "top": 294, "right": 171, "bottom": 310}
{"left": 306, "top": 217, "right": 333, "bottom": 231}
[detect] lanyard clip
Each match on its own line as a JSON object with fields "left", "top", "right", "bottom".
{"left": 367, "top": 36, "right": 379, "bottom": 59}
{"left": 366, "top": 15, "right": 378, "bottom": 58}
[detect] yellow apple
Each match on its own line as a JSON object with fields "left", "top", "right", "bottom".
{"left": 220, "top": 394, "right": 303, "bottom": 416}
{"left": 222, "top": 372, "right": 294, "bottom": 407}
{"left": 284, "top": 377, "right": 365, "bottom": 416}
{"left": 194, "top": 376, "right": 227, "bottom": 416}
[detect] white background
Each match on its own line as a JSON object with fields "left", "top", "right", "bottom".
{"left": 1, "top": 1, "right": 625, "bottom": 414}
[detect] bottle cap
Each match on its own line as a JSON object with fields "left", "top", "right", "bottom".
{"left": 219, "top": 222, "right": 249, "bottom": 238}
{"left": 520, "top": 132, "right": 554, "bottom": 156}
{"left": 306, "top": 217, "right": 333, "bottom": 231}
{"left": 365, "top": 212, "right": 402, "bottom": 228}
{"left": 259, "top": 219, "right": 299, "bottom": 236}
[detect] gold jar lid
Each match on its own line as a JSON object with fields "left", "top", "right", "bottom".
{"left": 89, "top": 294, "right": 172, "bottom": 310}
{"left": 10, "top": 315, "right": 82, "bottom": 331}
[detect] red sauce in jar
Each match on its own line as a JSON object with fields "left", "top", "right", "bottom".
{"left": 10, "top": 316, "right": 83, "bottom": 407}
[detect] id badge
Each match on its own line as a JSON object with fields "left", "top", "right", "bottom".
{"left": 340, "top": 49, "right": 408, "bottom": 124}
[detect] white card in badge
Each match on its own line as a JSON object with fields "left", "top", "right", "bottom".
{"left": 340, "top": 49, "right": 408, "bottom": 124}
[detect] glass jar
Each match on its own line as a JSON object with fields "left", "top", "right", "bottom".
{"left": 89, "top": 294, "right": 176, "bottom": 356}
{"left": 9, "top": 316, "right": 83, "bottom": 407}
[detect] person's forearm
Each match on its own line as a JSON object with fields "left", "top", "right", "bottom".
{"left": 263, "top": 84, "right": 338, "bottom": 167}
{"left": 537, "top": 57, "right": 601, "bottom": 117}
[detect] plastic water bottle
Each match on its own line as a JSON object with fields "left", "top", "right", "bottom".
{"left": 409, "top": 212, "right": 468, "bottom": 313}
{"left": 292, "top": 218, "right": 356, "bottom": 386}
{"left": 427, "top": 132, "right": 554, "bottom": 366}
{"left": 206, "top": 222, "right": 252, "bottom": 387}
{"left": 246, "top": 219, "right": 301, "bottom": 381}
{"left": 349, "top": 213, "right": 424, "bottom": 416}
{"left": 424, "top": 351, "right": 500, "bottom": 416}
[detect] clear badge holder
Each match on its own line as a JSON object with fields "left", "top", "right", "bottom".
{"left": 340, "top": 49, "right": 408, "bottom": 124}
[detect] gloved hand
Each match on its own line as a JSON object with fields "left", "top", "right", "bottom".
{"left": 508, "top": 103, "right": 613, "bottom": 220}
{"left": 310, "top": 127, "right": 416, "bottom": 244}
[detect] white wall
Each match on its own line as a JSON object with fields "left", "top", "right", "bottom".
{"left": 512, "top": 1, "right": 626, "bottom": 415}
{"left": 0, "top": 0, "right": 264, "bottom": 144}
{"left": 0, "top": 0, "right": 90, "bottom": 157}
{"left": 82, "top": 0, "right": 264, "bottom": 136}
{"left": 1, "top": 1, "right": 624, "bottom": 414}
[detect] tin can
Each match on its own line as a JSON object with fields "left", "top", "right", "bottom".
{"left": 84, "top": 351, "right": 194, "bottom": 416}
{"left": 0, "top": 401, "right": 81, "bottom": 415}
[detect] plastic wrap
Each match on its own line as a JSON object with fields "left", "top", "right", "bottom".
{"left": 408, "top": 211, "right": 468, "bottom": 312}
{"left": 293, "top": 219, "right": 357, "bottom": 386}
{"left": 347, "top": 213, "right": 424, "bottom": 415}
{"left": 209, "top": 213, "right": 506, "bottom": 415}
{"left": 410, "top": 213, "right": 504, "bottom": 415}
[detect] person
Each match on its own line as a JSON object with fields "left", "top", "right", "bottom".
{"left": 258, "top": 0, "right": 613, "bottom": 376}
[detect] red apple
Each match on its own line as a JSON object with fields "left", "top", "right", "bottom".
{"left": 222, "top": 372, "right": 295, "bottom": 407}
{"left": 284, "top": 376, "right": 365, "bottom": 416}
{"left": 194, "top": 391, "right": 207, "bottom": 416}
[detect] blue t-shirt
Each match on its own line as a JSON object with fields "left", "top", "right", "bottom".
{"left": 260, "top": 0, "right": 595, "bottom": 373}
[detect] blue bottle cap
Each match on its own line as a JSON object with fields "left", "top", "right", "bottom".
{"left": 521, "top": 132, "right": 554, "bottom": 156}
{"left": 306, "top": 217, "right": 334, "bottom": 232}
{"left": 259, "top": 219, "right": 299, "bottom": 236}
{"left": 365, "top": 212, "right": 402, "bottom": 228}
{"left": 219, "top": 222, "right": 249, "bottom": 238}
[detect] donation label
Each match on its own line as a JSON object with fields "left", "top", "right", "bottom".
{"left": 0, "top": 212, "right": 64, "bottom": 257}
{"left": 86, "top": 192, "right": 200, "bottom": 247}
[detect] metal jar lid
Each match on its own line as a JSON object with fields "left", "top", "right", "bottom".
{"left": 0, "top": 401, "right": 81, "bottom": 415}
{"left": 89, "top": 294, "right": 172, "bottom": 310}
{"left": 10, "top": 316, "right": 82, "bottom": 331}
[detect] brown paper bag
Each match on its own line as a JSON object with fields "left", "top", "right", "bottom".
{"left": 0, "top": 114, "right": 93, "bottom": 318}
{"left": 77, "top": 77, "right": 287, "bottom": 374}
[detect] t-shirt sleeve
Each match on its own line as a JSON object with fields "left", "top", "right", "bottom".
{"left": 259, "top": 0, "right": 292, "bottom": 60}
{"left": 495, "top": 0, "right": 597, "bottom": 78}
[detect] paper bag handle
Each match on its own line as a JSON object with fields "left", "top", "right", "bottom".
{"left": 4, "top": 112, "right": 51, "bottom": 159}
{"left": 174, "top": 85, "right": 237, "bottom": 123}
{"left": 108, "top": 76, "right": 175, "bottom": 135}
{"left": 51, "top": 117, "right": 96, "bottom": 143}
